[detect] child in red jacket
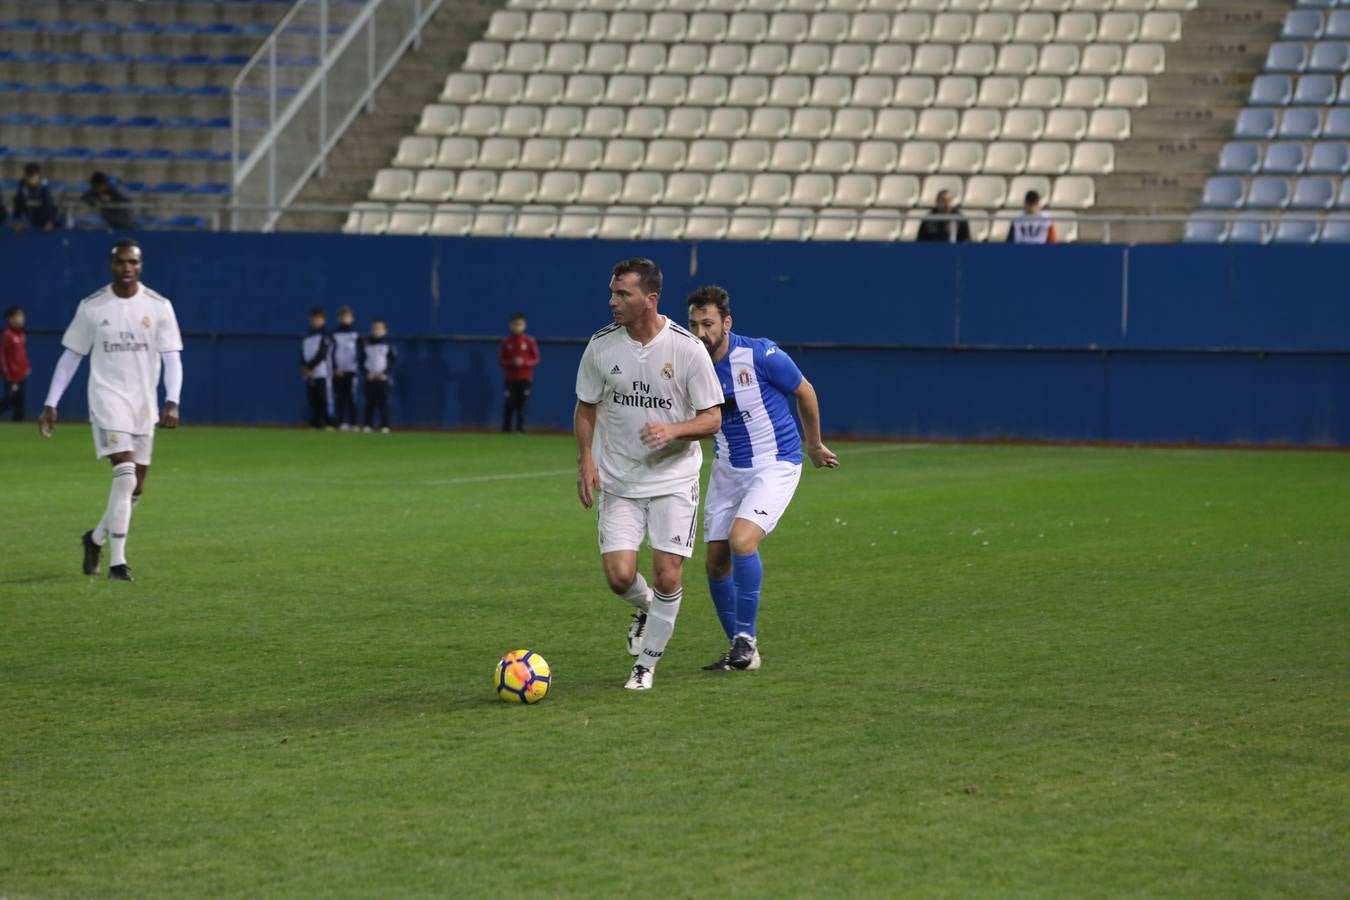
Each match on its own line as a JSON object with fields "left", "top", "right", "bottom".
{"left": 498, "top": 312, "right": 540, "bottom": 433}
{"left": 0, "top": 306, "right": 30, "bottom": 421}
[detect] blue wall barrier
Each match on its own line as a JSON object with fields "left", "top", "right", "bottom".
{"left": 7, "top": 231, "right": 1349, "bottom": 445}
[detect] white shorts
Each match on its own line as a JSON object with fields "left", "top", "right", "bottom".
{"left": 92, "top": 425, "right": 154, "bottom": 466}
{"left": 704, "top": 460, "right": 802, "bottom": 543}
{"left": 597, "top": 480, "right": 700, "bottom": 559}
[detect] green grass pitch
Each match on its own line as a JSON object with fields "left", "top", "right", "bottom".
{"left": 2, "top": 425, "right": 1347, "bottom": 898}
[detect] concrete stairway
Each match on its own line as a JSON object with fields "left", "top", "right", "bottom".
{"left": 1087, "top": 0, "right": 1296, "bottom": 243}
{"left": 278, "top": 0, "right": 505, "bottom": 233}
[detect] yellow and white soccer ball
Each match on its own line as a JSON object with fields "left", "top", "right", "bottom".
{"left": 495, "top": 649, "right": 551, "bottom": 704}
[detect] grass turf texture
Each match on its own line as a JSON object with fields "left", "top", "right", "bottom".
{"left": 1, "top": 425, "right": 1347, "bottom": 898}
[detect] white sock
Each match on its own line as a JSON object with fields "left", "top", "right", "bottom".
{"left": 621, "top": 572, "right": 652, "bottom": 612}
{"left": 105, "top": 462, "right": 136, "bottom": 567}
{"left": 638, "top": 588, "right": 681, "bottom": 670}
{"left": 93, "top": 493, "right": 138, "bottom": 546}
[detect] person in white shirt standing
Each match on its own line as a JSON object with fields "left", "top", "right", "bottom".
{"left": 575, "top": 258, "right": 724, "bottom": 691}
{"left": 37, "top": 239, "right": 184, "bottom": 582}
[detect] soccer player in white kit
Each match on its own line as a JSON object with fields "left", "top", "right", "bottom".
{"left": 575, "top": 258, "right": 724, "bottom": 691}
{"left": 37, "top": 240, "right": 184, "bottom": 582}
{"left": 686, "top": 286, "right": 839, "bottom": 672}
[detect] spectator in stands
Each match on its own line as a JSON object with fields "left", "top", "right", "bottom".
{"left": 916, "top": 190, "right": 971, "bottom": 244}
{"left": 83, "top": 172, "right": 136, "bottom": 231}
{"left": 12, "top": 163, "right": 60, "bottom": 231}
{"left": 1007, "top": 191, "right": 1058, "bottom": 245}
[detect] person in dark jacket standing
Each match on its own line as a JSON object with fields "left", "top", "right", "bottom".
{"left": 361, "top": 318, "right": 396, "bottom": 433}
{"left": 0, "top": 306, "right": 31, "bottom": 420}
{"left": 331, "top": 304, "right": 360, "bottom": 431}
{"left": 498, "top": 312, "right": 540, "bottom": 433}
{"left": 300, "top": 307, "right": 334, "bottom": 429}
{"left": 916, "top": 190, "right": 971, "bottom": 244}
{"left": 13, "top": 164, "right": 60, "bottom": 231}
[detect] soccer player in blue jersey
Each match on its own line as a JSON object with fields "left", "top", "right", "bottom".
{"left": 686, "top": 285, "right": 838, "bottom": 672}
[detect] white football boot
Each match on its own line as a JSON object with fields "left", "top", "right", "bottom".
{"left": 624, "top": 664, "right": 653, "bottom": 691}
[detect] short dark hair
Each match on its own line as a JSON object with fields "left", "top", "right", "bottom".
{"left": 1024, "top": 190, "right": 1042, "bottom": 206}
{"left": 337, "top": 304, "right": 352, "bottom": 316}
{"left": 612, "top": 258, "right": 662, "bottom": 297}
{"left": 309, "top": 306, "right": 326, "bottom": 318}
{"left": 686, "top": 285, "right": 730, "bottom": 318}
{"left": 371, "top": 318, "right": 386, "bottom": 327}
{"left": 23, "top": 163, "right": 40, "bottom": 177}
{"left": 4, "top": 306, "right": 21, "bottom": 319}
{"left": 110, "top": 238, "right": 140, "bottom": 257}
{"left": 509, "top": 311, "right": 526, "bottom": 321}
{"left": 90, "top": 171, "right": 110, "bottom": 187}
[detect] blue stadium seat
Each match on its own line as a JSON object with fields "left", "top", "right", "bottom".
{"left": 56, "top": 146, "right": 95, "bottom": 160}
{"left": 1279, "top": 107, "right": 1324, "bottom": 138}
{"left": 96, "top": 148, "right": 133, "bottom": 160}
{"left": 1328, "top": 10, "right": 1350, "bottom": 38}
{"left": 1228, "top": 219, "right": 1273, "bottom": 243}
{"left": 1321, "top": 216, "right": 1350, "bottom": 240}
{"left": 1183, "top": 218, "right": 1229, "bottom": 242}
{"left": 1247, "top": 176, "right": 1293, "bottom": 208}
{"left": 194, "top": 183, "right": 231, "bottom": 195}
{"left": 82, "top": 115, "right": 119, "bottom": 127}
{"left": 1218, "top": 142, "right": 1262, "bottom": 174}
{"left": 1263, "top": 142, "right": 1308, "bottom": 173}
{"left": 1249, "top": 74, "right": 1293, "bottom": 105}
{"left": 1293, "top": 74, "right": 1338, "bottom": 103}
{"left": 1308, "top": 42, "right": 1350, "bottom": 72}
{"left": 1283, "top": 10, "right": 1326, "bottom": 39}
{"left": 1296, "top": 0, "right": 1335, "bottom": 8}
{"left": 151, "top": 182, "right": 192, "bottom": 194}
{"left": 1273, "top": 219, "right": 1321, "bottom": 242}
{"left": 1201, "top": 176, "right": 1246, "bottom": 208}
{"left": 1265, "top": 42, "right": 1309, "bottom": 72}
{"left": 124, "top": 116, "right": 164, "bottom": 128}
{"left": 1307, "top": 141, "right": 1350, "bottom": 172}
{"left": 1325, "top": 107, "right": 1350, "bottom": 138}
{"left": 1235, "top": 109, "right": 1278, "bottom": 140}
{"left": 1290, "top": 176, "right": 1338, "bottom": 207}
{"left": 1339, "top": 76, "right": 1350, "bottom": 103}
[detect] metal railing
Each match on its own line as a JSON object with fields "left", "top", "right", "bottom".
{"left": 35, "top": 193, "right": 1349, "bottom": 243}
{"left": 231, "top": 0, "right": 443, "bottom": 233}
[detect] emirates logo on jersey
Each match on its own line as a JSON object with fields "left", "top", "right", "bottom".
{"left": 736, "top": 368, "right": 754, "bottom": 387}
{"left": 141, "top": 315, "right": 151, "bottom": 328}
{"left": 660, "top": 362, "right": 674, "bottom": 381}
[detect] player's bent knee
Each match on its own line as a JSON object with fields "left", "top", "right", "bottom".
{"left": 728, "top": 523, "right": 765, "bottom": 557}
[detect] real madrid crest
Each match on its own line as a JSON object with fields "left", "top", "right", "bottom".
{"left": 141, "top": 315, "right": 151, "bottom": 328}
{"left": 660, "top": 362, "right": 674, "bottom": 380}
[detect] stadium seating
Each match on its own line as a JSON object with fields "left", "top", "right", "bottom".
{"left": 365, "top": 1, "right": 1191, "bottom": 240}
{"left": 1188, "top": 6, "right": 1350, "bottom": 243}
{"left": 0, "top": 0, "right": 363, "bottom": 229}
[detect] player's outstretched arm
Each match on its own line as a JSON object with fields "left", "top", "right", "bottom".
{"left": 640, "top": 406, "right": 722, "bottom": 450}
{"left": 38, "top": 348, "right": 86, "bottom": 438}
{"left": 794, "top": 379, "right": 839, "bottom": 469}
{"left": 574, "top": 400, "right": 600, "bottom": 509}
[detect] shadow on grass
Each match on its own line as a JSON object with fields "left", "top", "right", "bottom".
{"left": 0, "top": 572, "right": 67, "bottom": 586}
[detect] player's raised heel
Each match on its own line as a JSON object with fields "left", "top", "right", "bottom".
{"left": 728, "top": 634, "right": 760, "bottom": 671}
{"left": 81, "top": 530, "right": 102, "bottom": 576}
{"left": 624, "top": 664, "right": 653, "bottom": 691}
{"left": 107, "top": 564, "right": 134, "bottom": 582}
{"left": 626, "top": 611, "right": 647, "bottom": 656}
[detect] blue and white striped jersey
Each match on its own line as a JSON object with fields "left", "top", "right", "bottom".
{"left": 712, "top": 333, "right": 804, "bottom": 469}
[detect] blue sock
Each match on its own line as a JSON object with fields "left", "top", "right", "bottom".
{"left": 708, "top": 574, "right": 737, "bottom": 641}
{"left": 732, "top": 552, "right": 763, "bottom": 638}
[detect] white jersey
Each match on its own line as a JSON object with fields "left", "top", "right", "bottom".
{"left": 61, "top": 283, "right": 183, "bottom": 434}
{"left": 576, "top": 317, "right": 723, "bottom": 499}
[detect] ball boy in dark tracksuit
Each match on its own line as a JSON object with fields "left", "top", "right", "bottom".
{"left": 331, "top": 305, "right": 361, "bottom": 431}
{"left": 300, "top": 307, "right": 334, "bottom": 429}
{"left": 361, "top": 318, "right": 396, "bottom": 433}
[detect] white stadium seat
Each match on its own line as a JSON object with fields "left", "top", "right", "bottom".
{"left": 411, "top": 170, "right": 455, "bottom": 203}
{"left": 394, "top": 136, "right": 438, "bottom": 168}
